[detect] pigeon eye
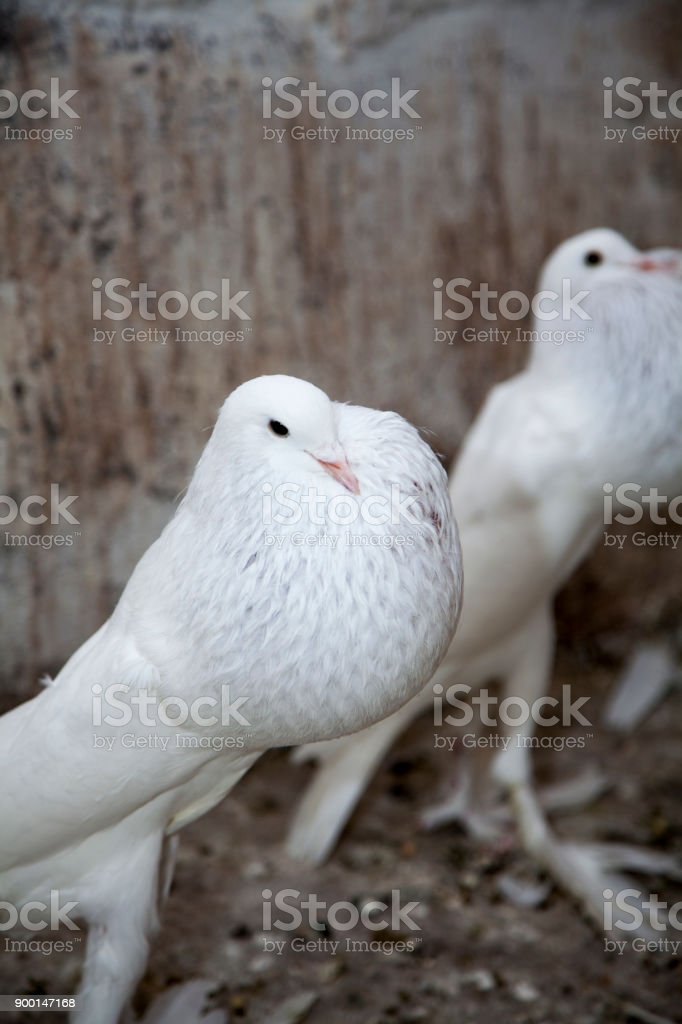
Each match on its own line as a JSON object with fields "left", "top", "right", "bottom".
{"left": 584, "top": 250, "right": 603, "bottom": 266}
{"left": 269, "top": 419, "right": 289, "bottom": 437}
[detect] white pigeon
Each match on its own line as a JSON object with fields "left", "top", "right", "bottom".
{"left": 286, "top": 230, "right": 682, "bottom": 934}
{"left": 0, "top": 375, "right": 461, "bottom": 1024}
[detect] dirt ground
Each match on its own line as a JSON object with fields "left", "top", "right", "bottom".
{"left": 1, "top": 617, "right": 681, "bottom": 1024}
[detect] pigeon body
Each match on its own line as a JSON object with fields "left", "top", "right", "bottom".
{"left": 286, "top": 231, "right": 682, "bottom": 927}
{"left": 0, "top": 375, "right": 461, "bottom": 1023}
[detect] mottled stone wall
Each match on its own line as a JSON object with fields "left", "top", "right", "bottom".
{"left": 1, "top": 0, "right": 681, "bottom": 698}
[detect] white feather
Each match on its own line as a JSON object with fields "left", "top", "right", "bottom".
{"left": 1, "top": 375, "right": 462, "bottom": 1023}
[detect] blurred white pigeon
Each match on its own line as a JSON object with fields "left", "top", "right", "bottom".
{"left": 140, "top": 979, "right": 226, "bottom": 1024}
{"left": 0, "top": 375, "right": 461, "bottom": 1024}
{"left": 286, "top": 230, "right": 682, "bottom": 934}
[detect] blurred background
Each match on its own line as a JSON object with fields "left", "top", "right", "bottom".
{"left": 1, "top": 1, "right": 681, "bottom": 1021}
{"left": 2, "top": 0, "right": 682, "bottom": 700}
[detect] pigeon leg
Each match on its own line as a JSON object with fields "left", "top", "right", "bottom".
{"left": 422, "top": 610, "right": 555, "bottom": 838}
{"left": 492, "top": 603, "right": 556, "bottom": 781}
{"left": 286, "top": 686, "right": 434, "bottom": 865}
{"left": 492, "top": 610, "right": 682, "bottom": 936}
{"left": 488, "top": 608, "right": 620, "bottom": 927}
{"left": 75, "top": 829, "right": 165, "bottom": 1024}
{"left": 420, "top": 755, "right": 511, "bottom": 839}
{"left": 504, "top": 762, "right": 682, "bottom": 938}
{"left": 536, "top": 766, "right": 610, "bottom": 816}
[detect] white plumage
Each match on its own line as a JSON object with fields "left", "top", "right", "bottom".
{"left": 1, "top": 375, "right": 461, "bottom": 1023}
{"left": 286, "top": 230, "right": 682, "bottom": 933}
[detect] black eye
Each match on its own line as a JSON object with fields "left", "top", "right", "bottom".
{"left": 584, "top": 250, "right": 603, "bottom": 266}
{"left": 269, "top": 419, "right": 289, "bottom": 437}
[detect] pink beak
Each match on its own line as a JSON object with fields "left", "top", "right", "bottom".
{"left": 630, "top": 256, "right": 678, "bottom": 272}
{"left": 310, "top": 448, "right": 360, "bottom": 495}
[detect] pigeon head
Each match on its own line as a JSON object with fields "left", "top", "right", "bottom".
{"left": 216, "top": 375, "right": 360, "bottom": 495}
{"left": 538, "top": 228, "right": 680, "bottom": 297}
{"left": 537, "top": 228, "right": 640, "bottom": 295}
